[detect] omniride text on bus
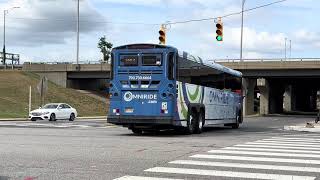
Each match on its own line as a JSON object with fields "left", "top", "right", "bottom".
{"left": 107, "top": 43, "right": 243, "bottom": 134}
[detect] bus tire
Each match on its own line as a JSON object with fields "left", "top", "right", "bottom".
{"left": 194, "top": 110, "right": 205, "bottom": 134}
{"left": 132, "top": 128, "right": 143, "bottom": 135}
{"left": 185, "top": 109, "right": 197, "bottom": 134}
{"left": 231, "top": 112, "right": 240, "bottom": 129}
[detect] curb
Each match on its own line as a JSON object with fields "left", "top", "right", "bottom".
{"left": 284, "top": 125, "right": 320, "bottom": 133}
{"left": 0, "top": 116, "right": 107, "bottom": 121}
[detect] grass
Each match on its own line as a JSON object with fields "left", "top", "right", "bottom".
{"left": 0, "top": 71, "right": 108, "bottom": 118}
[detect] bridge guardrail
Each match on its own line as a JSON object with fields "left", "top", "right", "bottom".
{"left": 211, "top": 58, "right": 320, "bottom": 63}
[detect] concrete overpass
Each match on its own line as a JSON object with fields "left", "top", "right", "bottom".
{"left": 23, "top": 58, "right": 320, "bottom": 116}
{"left": 23, "top": 63, "right": 110, "bottom": 90}
{"left": 217, "top": 58, "right": 320, "bottom": 116}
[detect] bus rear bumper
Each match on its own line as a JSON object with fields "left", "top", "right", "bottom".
{"left": 107, "top": 115, "right": 174, "bottom": 126}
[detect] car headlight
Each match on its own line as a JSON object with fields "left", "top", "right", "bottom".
{"left": 42, "top": 112, "right": 50, "bottom": 115}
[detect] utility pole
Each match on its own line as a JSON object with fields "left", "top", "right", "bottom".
{"left": 240, "top": 0, "right": 246, "bottom": 62}
{"left": 76, "top": 0, "right": 80, "bottom": 65}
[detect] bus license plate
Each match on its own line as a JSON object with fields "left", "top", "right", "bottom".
{"left": 125, "top": 108, "right": 134, "bottom": 113}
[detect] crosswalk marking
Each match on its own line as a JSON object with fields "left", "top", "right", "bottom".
{"left": 256, "top": 140, "right": 320, "bottom": 145}
{"left": 270, "top": 137, "right": 320, "bottom": 142}
{"left": 115, "top": 134, "right": 320, "bottom": 180}
{"left": 114, "top": 176, "right": 183, "bottom": 180}
{"left": 169, "top": 160, "right": 320, "bottom": 173}
{"left": 224, "top": 146, "right": 320, "bottom": 154}
{"left": 145, "top": 167, "right": 316, "bottom": 180}
{"left": 191, "top": 154, "right": 320, "bottom": 164}
{"left": 208, "top": 149, "right": 320, "bottom": 158}
{"left": 235, "top": 144, "right": 320, "bottom": 150}
{"left": 284, "top": 134, "right": 320, "bottom": 137}
{"left": 246, "top": 142, "right": 320, "bottom": 147}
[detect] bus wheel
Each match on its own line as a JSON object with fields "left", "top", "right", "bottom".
{"left": 185, "top": 110, "right": 197, "bottom": 134}
{"left": 231, "top": 113, "right": 240, "bottom": 129}
{"left": 194, "top": 111, "right": 204, "bottom": 134}
{"left": 132, "top": 128, "right": 143, "bottom": 135}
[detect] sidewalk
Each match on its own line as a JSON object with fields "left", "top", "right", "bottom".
{"left": 0, "top": 116, "right": 107, "bottom": 121}
{"left": 284, "top": 121, "right": 320, "bottom": 133}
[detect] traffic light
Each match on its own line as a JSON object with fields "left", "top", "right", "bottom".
{"left": 216, "top": 18, "right": 223, "bottom": 41}
{"left": 159, "top": 25, "right": 166, "bottom": 45}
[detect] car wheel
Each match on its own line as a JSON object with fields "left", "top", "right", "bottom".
{"left": 50, "top": 113, "right": 56, "bottom": 121}
{"left": 131, "top": 128, "right": 143, "bottom": 135}
{"left": 69, "top": 113, "right": 75, "bottom": 121}
{"left": 31, "top": 118, "right": 36, "bottom": 121}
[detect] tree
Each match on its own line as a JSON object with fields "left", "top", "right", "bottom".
{"left": 98, "top": 36, "right": 113, "bottom": 64}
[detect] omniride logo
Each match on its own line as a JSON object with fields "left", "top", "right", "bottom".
{"left": 123, "top": 91, "right": 157, "bottom": 102}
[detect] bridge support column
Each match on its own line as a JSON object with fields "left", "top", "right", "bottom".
{"left": 283, "top": 85, "right": 296, "bottom": 112}
{"left": 257, "top": 78, "right": 269, "bottom": 115}
{"left": 242, "top": 78, "right": 256, "bottom": 116}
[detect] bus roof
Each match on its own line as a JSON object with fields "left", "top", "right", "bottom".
{"left": 178, "top": 50, "right": 242, "bottom": 77}
{"left": 112, "top": 43, "right": 242, "bottom": 77}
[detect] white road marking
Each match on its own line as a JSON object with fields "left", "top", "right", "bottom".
{"left": 191, "top": 154, "right": 320, "bottom": 164}
{"left": 208, "top": 149, "right": 320, "bottom": 158}
{"left": 257, "top": 140, "right": 320, "bottom": 145}
{"left": 224, "top": 146, "right": 320, "bottom": 154}
{"left": 145, "top": 167, "right": 315, "bottom": 180}
{"left": 270, "top": 137, "right": 320, "bottom": 142}
{"left": 235, "top": 144, "right": 320, "bottom": 150}
{"left": 169, "top": 160, "right": 320, "bottom": 173}
{"left": 246, "top": 142, "right": 320, "bottom": 148}
{"left": 114, "top": 176, "right": 182, "bottom": 180}
{"left": 284, "top": 134, "right": 320, "bottom": 137}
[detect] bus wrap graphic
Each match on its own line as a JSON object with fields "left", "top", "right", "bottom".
{"left": 186, "top": 84, "right": 203, "bottom": 104}
{"left": 177, "top": 82, "right": 188, "bottom": 120}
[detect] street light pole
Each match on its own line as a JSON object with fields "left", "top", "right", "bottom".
{"left": 76, "top": 0, "right": 79, "bottom": 65}
{"left": 3, "top": 10, "right": 6, "bottom": 65}
{"left": 2, "top": 7, "right": 19, "bottom": 65}
{"left": 284, "top": 37, "right": 287, "bottom": 60}
{"left": 240, "top": 0, "right": 246, "bottom": 62}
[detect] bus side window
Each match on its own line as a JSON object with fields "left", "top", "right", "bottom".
{"left": 168, "top": 52, "right": 174, "bottom": 80}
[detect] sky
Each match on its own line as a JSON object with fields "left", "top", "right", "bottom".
{"left": 0, "top": 0, "right": 319, "bottom": 63}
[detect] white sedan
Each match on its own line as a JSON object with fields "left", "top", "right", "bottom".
{"left": 29, "top": 103, "right": 77, "bottom": 121}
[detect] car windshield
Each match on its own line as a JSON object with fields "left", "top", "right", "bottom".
{"left": 42, "top": 104, "right": 58, "bottom": 109}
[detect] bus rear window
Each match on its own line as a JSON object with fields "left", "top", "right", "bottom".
{"left": 120, "top": 55, "right": 138, "bottom": 66}
{"left": 142, "top": 55, "right": 161, "bottom": 66}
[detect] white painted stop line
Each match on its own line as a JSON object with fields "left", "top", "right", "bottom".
{"left": 191, "top": 154, "right": 320, "bottom": 165}
{"left": 224, "top": 146, "right": 320, "bottom": 154}
{"left": 114, "top": 176, "right": 183, "bottom": 180}
{"left": 208, "top": 149, "right": 320, "bottom": 158}
{"left": 145, "top": 167, "right": 315, "bottom": 180}
{"left": 169, "top": 160, "right": 320, "bottom": 173}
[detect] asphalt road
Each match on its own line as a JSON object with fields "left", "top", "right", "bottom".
{"left": 0, "top": 116, "right": 319, "bottom": 180}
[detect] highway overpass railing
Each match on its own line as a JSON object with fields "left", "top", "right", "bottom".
{"left": 212, "top": 58, "right": 320, "bottom": 63}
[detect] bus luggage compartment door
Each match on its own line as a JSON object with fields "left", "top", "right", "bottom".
{"left": 121, "top": 91, "right": 159, "bottom": 116}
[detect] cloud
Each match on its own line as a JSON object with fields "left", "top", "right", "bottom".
{"left": 2, "top": 0, "right": 106, "bottom": 47}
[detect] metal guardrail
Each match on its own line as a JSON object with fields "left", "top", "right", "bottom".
{"left": 211, "top": 58, "right": 320, "bottom": 63}
{"left": 23, "top": 61, "right": 109, "bottom": 65}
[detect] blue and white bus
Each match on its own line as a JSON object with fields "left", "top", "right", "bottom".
{"left": 107, "top": 43, "right": 243, "bottom": 134}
